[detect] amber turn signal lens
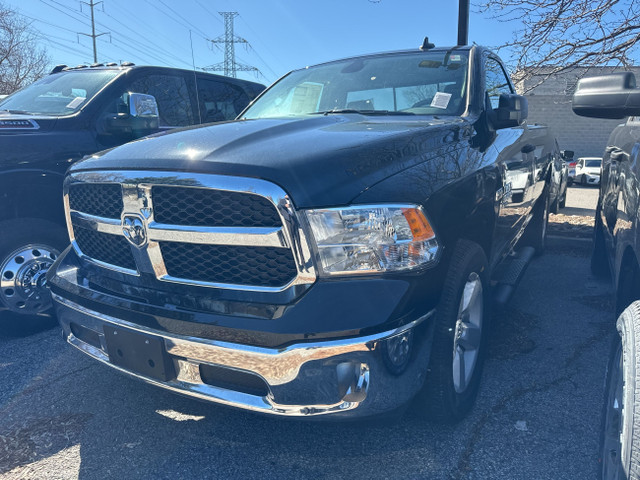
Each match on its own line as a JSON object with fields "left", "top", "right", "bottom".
{"left": 402, "top": 208, "right": 435, "bottom": 241}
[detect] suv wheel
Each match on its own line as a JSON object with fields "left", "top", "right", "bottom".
{"left": 601, "top": 302, "right": 640, "bottom": 480}
{"left": 0, "top": 219, "right": 68, "bottom": 323}
{"left": 415, "top": 239, "right": 489, "bottom": 423}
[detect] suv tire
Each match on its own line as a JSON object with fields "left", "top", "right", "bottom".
{"left": 0, "top": 219, "right": 68, "bottom": 325}
{"left": 601, "top": 301, "right": 640, "bottom": 480}
{"left": 415, "top": 239, "right": 489, "bottom": 423}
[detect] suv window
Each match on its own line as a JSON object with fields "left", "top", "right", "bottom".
{"left": 0, "top": 70, "right": 120, "bottom": 116}
{"left": 197, "top": 78, "right": 250, "bottom": 122}
{"left": 485, "top": 58, "right": 513, "bottom": 109}
{"left": 129, "top": 74, "right": 194, "bottom": 127}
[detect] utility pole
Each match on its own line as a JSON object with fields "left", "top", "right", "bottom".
{"left": 78, "top": 0, "right": 109, "bottom": 63}
{"left": 458, "top": 0, "right": 470, "bottom": 46}
{"left": 204, "top": 12, "right": 259, "bottom": 78}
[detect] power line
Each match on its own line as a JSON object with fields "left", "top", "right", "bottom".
{"left": 38, "top": 0, "right": 89, "bottom": 26}
{"left": 142, "top": 0, "right": 207, "bottom": 41}
{"left": 22, "top": 13, "right": 80, "bottom": 34}
{"left": 204, "top": 12, "right": 260, "bottom": 79}
{"left": 98, "top": 8, "right": 195, "bottom": 68}
{"left": 157, "top": 0, "right": 209, "bottom": 40}
{"left": 237, "top": 14, "right": 282, "bottom": 79}
{"left": 193, "top": 0, "right": 223, "bottom": 26}
{"left": 78, "top": 0, "right": 109, "bottom": 63}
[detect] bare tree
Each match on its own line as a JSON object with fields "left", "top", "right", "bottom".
{"left": 476, "top": 0, "right": 640, "bottom": 91}
{"left": 0, "top": 2, "right": 49, "bottom": 95}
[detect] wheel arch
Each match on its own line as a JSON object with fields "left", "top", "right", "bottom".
{"left": 616, "top": 245, "right": 640, "bottom": 316}
{"left": 0, "top": 169, "right": 66, "bottom": 226}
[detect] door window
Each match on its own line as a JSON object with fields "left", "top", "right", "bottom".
{"left": 128, "top": 74, "right": 194, "bottom": 127}
{"left": 196, "top": 78, "right": 250, "bottom": 123}
{"left": 485, "top": 58, "right": 513, "bottom": 109}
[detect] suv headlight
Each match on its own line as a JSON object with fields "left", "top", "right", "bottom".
{"left": 304, "top": 204, "right": 439, "bottom": 275}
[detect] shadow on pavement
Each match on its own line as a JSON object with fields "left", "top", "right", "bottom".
{"left": 0, "top": 311, "right": 58, "bottom": 338}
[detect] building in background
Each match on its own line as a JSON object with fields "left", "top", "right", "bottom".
{"left": 516, "top": 66, "right": 640, "bottom": 158}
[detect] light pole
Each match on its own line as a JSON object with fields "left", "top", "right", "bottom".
{"left": 458, "top": 0, "right": 470, "bottom": 46}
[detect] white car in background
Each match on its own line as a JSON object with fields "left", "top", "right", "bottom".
{"left": 572, "top": 157, "right": 602, "bottom": 186}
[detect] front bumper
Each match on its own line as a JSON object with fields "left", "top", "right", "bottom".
{"left": 585, "top": 174, "right": 600, "bottom": 185}
{"left": 53, "top": 292, "right": 434, "bottom": 418}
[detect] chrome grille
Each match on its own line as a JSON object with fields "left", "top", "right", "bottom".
{"left": 68, "top": 183, "right": 123, "bottom": 219}
{"left": 64, "top": 171, "right": 316, "bottom": 291}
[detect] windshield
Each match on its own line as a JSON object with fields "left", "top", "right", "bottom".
{"left": 0, "top": 70, "right": 121, "bottom": 116}
{"left": 586, "top": 160, "right": 602, "bottom": 168}
{"left": 243, "top": 50, "right": 469, "bottom": 119}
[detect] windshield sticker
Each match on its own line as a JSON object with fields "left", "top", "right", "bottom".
{"left": 431, "top": 92, "right": 451, "bottom": 109}
{"left": 290, "top": 82, "right": 323, "bottom": 114}
{"left": 66, "top": 97, "right": 86, "bottom": 109}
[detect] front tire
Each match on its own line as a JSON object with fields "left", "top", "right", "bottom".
{"left": 415, "top": 239, "right": 490, "bottom": 423}
{"left": 601, "top": 302, "right": 640, "bottom": 479}
{"left": 0, "top": 219, "right": 69, "bottom": 326}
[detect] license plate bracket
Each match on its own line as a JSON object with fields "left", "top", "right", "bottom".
{"left": 104, "top": 326, "right": 175, "bottom": 382}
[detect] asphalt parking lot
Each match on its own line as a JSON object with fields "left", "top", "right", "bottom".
{"left": 0, "top": 184, "right": 613, "bottom": 480}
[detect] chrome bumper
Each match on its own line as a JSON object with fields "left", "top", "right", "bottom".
{"left": 53, "top": 293, "right": 434, "bottom": 418}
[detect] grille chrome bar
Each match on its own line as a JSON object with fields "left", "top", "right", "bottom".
{"left": 70, "top": 211, "right": 122, "bottom": 236}
{"left": 146, "top": 223, "right": 289, "bottom": 248}
{"left": 64, "top": 170, "right": 317, "bottom": 292}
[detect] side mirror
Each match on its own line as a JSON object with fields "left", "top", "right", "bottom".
{"left": 104, "top": 92, "right": 159, "bottom": 138}
{"left": 129, "top": 93, "right": 159, "bottom": 118}
{"left": 572, "top": 72, "right": 640, "bottom": 119}
{"left": 491, "top": 93, "right": 528, "bottom": 129}
{"left": 562, "top": 150, "right": 574, "bottom": 160}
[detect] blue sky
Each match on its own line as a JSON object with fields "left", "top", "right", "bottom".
{"left": 7, "top": 0, "right": 519, "bottom": 85}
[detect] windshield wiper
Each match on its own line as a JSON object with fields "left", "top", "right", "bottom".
{"left": 313, "top": 109, "right": 415, "bottom": 116}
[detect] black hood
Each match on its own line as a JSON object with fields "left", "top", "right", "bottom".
{"left": 72, "top": 114, "right": 467, "bottom": 207}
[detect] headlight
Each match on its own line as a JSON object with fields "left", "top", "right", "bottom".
{"left": 304, "top": 204, "right": 439, "bottom": 275}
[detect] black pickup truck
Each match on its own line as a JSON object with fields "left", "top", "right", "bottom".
{"left": 0, "top": 65, "right": 264, "bottom": 323}
{"left": 47, "top": 42, "right": 557, "bottom": 421}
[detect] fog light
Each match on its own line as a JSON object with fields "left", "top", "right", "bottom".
{"left": 381, "top": 330, "right": 413, "bottom": 375}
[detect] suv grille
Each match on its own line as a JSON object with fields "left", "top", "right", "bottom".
{"left": 160, "top": 242, "right": 297, "bottom": 287}
{"left": 73, "top": 227, "right": 137, "bottom": 271}
{"left": 68, "top": 183, "right": 123, "bottom": 219}
{"left": 65, "top": 172, "right": 314, "bottom": 291}
{"left": 152, "top": 186, "right": 281, "bottom": 227}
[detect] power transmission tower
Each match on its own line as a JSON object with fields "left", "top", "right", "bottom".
{"left": 78, "top": 0, "right": 109, "bottom": 63}
{"left": 204, "top": 12, "right": 259, "bottom": 78}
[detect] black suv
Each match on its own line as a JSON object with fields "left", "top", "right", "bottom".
{"left": 0, "top": 65, "right": 264, "bottom": 322}
{"left": 572, "top": 72, "right": 640, "bottom": 477}
{"left": 48, "top": 44, "right": 558, "bottom": 421}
